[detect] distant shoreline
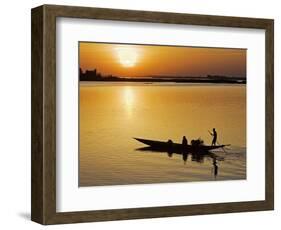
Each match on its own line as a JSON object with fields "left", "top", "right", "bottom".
{"left": 79, "top": 69, "right": 246, "bottom": 84}
{"left": 79, "top": 78, "right": 246, "bottom": 84}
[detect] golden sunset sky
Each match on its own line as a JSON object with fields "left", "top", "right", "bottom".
{"left": 79, "top": 42, "right": 246, "bottom": 78}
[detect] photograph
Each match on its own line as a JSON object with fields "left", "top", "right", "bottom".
{"left": 30, "top": 4, "right": 274, "bottom": 224}
{"left": 79, "top": 42, "right": 247, "bottom": 187}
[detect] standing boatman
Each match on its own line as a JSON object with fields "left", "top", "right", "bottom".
{"left": 209, "top": 128, "right": 217, "bottom": 146}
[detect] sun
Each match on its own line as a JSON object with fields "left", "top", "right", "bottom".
{"left": 115, "top": 46, "right": 139, "bottom": 68}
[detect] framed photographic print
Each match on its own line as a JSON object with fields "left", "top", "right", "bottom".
{"left": 31, "top": 4, "right": 274, "bottom": 225}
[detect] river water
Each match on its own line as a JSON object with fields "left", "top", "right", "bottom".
{"left": 79, "top": 83, "right": 246, "bottom": 186}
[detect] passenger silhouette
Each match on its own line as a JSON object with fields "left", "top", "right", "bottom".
{"left": 167, "top": 139, "right": 173, "bottom": 148}
{"left": 167, "top": 139, "right": 173, "bottom": 157}
{"left": 209, "top": 128, "right": 217, "bottom": 146}
{"left": 182, "top": 136, "right": 188, "bottom": 147}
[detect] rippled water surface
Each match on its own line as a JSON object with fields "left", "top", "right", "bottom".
{"left": 79, "top": 83, "right": 246, "bottom": 186}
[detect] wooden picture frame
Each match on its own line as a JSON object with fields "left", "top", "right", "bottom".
{"left": 31, "top": 4, "right": 274, "bottom": 225}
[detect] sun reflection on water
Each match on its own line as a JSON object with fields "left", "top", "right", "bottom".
{"left": 123, "top": 86, "right": 135, "bottom": 117}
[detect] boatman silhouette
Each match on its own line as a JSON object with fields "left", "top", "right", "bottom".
{"left": 209, "top": 128, "right": 217, "bottom": 146}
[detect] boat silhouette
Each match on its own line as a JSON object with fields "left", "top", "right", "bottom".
{"left": 134, "top": 137, "right": 228, "bottom": 153}
{"left": 134, "top": 137, "right": 226, "bottom": 177}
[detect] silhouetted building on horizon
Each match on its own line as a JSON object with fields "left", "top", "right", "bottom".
{"left": 80, "top": 68, "right": 120, "bottom": 81}
{"left": 80, "top": 68, "right": 103, "bottom": 81}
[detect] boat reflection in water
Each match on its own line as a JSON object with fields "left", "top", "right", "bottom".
{"left": 135, "top": 138, "right": 225, "bottom": 178}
